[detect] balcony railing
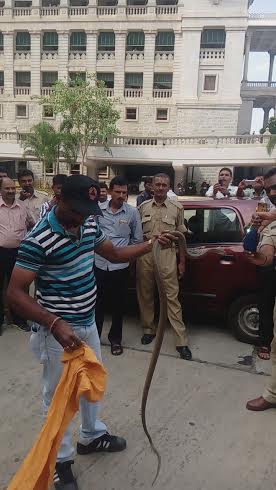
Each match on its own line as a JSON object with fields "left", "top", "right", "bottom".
{"left": 41, "top": 6, "right": 60, "bottom": 14}
{"left": 153, "top": 88, "right": 172, "bottom": 98}
{"left": 126, "top": 6, "right": 147, "bottom": 14}
{"left": 0, "top": 8, "right": 4, "bottom": 15}
{"left": 14, "top": 52, "right": 31, "bottom": 60}
{"left": 13, "top": 7, "right": 31, "bottom": 15}
{"left": 155, "top": 51, "right": 174, "bottom": 61}
{"left": 41, "top": 51, "right": 58, "bottom": 60}
{"left": 199, "top": 48, "right": 225, "bottom": 63}
{"left": 69, "top": 51, "right": 86, "bottom": 60}
{"left": 14, "top": 87, "right": 30, "bottom": 95}
{"left": 69, "top": 6, "right": 87, "bottom": 14}
{"left": 125, "top": 51, "right": 144, "bottom": 61}
{"left": 0, "top": 87, "right": 4, "bottom": 94}
{"left": 112, "top": 134, "right": 271, "bottom": 147}
{"left": 242, "top": 81, "right": 276, "bottom": 88}
{"left": 41, "top": 87, "right": 54, "bottom": 96}
{"left": 97, "top": 51, "right": 115, "bottom": 60}
{"left": 97, "top": 6, "right": 117, "bottom": 14}
{"left": 249, "top": 12, "right": 276, "bottom": 19}
{"left": 105, "top": 88, "right": 114, "bottom": 97}
{"left": 155, "top": 5, "right": 178, "bottom": 14}
{"left": 124, "top": 88, "right": 143, "bottom": 97}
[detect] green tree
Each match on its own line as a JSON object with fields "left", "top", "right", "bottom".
{"left": 23, "top": 122, "right": 61, "bottom": 185}
{"left": 43, "top": 75, "right": 120, "bottom": 174}
{"left": 260, "top": 116, "right": 276, "bottom": 135}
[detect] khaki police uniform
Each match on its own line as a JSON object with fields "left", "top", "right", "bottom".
{"left": 136, "top": 197, "right": 188, "bottom": 347}
{"left": 259, "top": 223, "right": 276, "bottom": 403}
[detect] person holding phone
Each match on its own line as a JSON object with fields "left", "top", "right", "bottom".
{"left": 205, "top": 168, "right": 238, "bottom": 199}
{"left": 237, "top": 175, "right": 267, "bottom": 200}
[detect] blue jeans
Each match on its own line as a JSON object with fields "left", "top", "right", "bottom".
{"left": 30, "top": 318, "right": 107, "bottom": 463}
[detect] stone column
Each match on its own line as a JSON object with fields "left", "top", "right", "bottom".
{"left": 31, "top": 0, "right": 40, "bottom": 16}
{"left": 58, "top": 31, "right": 69, "bottom": 83}
{"left": 86, "top": 31, "right": 97, "bottom": 77}
{"left": 88, "top": 0, "right": 97, "bottom": 16}
{"left": 263, "top": 107, "right": 271, "bottom": 128}
{"left": 117, "top": 0, "right": 126, "bottom": 15}
{"left": 143, "top": 31, "right": 156, "bottom": 99}
{"left": 172, "top": 163, "right": 185, "bottom": 192}
{"left": 223, "top": 29, "right": 246, "bottom": 101}
{"left": 268, "top": 51, "right": 275, "bottom": 86}
{"left": 237, "top": 98, "right": 254, "bottom": 135}
{"left": 3, "top": 0, "right": 12, "bottom": 17}
{"left": 114, "top": 31, "right": 126, "bottom": 98}
{"left": 3, "top": 31, "right": 14, "bottom": 96}
{"left": 242, "top": 30, "right": 252, "bottom": 82}
{"left": 178, "top": 29, "right": 201, "bottom": 101}
{"left": 31, "top": 32, "right": 41, "bottom": 96}
{"left": 60, "top": 0, "right": 68, "bottom": 16}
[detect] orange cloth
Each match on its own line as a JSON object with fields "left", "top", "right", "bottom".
{"left": 8, "top": 344, "right": 107, "bottom": 490}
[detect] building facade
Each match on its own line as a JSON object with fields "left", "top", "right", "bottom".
{"left": 0, "top": 0, "right": 275, "bottom": 188}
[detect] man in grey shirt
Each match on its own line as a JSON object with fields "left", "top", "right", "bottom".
{"left": 95, "top": 176, "right": 143, "bottom": 355}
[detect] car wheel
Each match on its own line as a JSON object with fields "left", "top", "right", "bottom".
{"left": 228, "top": 294, "right": 260, "bottom": 344}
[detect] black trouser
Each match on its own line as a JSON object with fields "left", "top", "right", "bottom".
{"left": 257, "top": 265, "right": 276, "bottom": 347}
{"left": 0, "top": 247, "right": 26, "bottom": 328}
{"left": 95, "top": 267, "right": 129, "bottom": 344}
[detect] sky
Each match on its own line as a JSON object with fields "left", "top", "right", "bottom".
{"left": 249, "top": 0, "right": 276, "bottom": 132}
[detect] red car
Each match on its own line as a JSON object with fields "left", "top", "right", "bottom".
{"left": 180, "top": 198, "right": 259, "bottom": 344}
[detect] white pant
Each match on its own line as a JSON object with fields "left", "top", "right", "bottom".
{"left": 30, "top": 319, "right": 107, "bottom": 462}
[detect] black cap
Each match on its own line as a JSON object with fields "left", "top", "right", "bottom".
{"left": 61, "top": 175, "right": 102, "bottom": 217}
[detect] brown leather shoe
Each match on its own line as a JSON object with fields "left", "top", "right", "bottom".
{"left": 246, "top": 396, "right": 276, "bottom": 411}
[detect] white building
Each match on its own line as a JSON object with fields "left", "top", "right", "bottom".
{"left": 0, "top": 0, "right": 275, "bottom": 188}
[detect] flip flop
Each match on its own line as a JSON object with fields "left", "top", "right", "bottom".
{"left": 257, "top": 346, "right": 270, "bottom": 361}
{"left": 110, "top": 343, "right": 123, "bottom": 356}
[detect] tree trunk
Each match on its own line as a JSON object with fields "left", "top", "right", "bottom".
{"left": 43, "top": 160, "right": 46, "bottom": 188}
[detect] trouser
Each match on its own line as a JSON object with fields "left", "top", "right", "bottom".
{"left": 95, "top": 266, "right": 129, "bottom": 344}
{"left": 263, "top": 303, "right": 276, "bottom": 403}
{"left": 30, "top": 318, "right": 107, "bottom": 463}
{"left": 0, "top": 247, "right": 26, "bottom": 328}
{"left": 256, "top": 266, "right": 276, "bottom": 347}
{"left": 136, "top": 250, "right": 188, "bottom": 347}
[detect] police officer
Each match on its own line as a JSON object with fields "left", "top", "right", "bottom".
{"left": 136, "top": 173, "right": 192, "bottom": 361}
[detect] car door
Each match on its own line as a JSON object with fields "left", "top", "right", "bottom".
{"left": 181, "top": 205, "right": 256, "bottom": 316}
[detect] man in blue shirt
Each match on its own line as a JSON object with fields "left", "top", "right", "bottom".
{"left": 95, "top": 176, "right": 143, "bottom": 355}
{"left": 7, "top": 175, "right": 173, "bottom": 490}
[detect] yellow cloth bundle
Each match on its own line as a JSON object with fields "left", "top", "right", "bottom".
{"left": 8, "top": 344, "right": 107, "bottom": 490}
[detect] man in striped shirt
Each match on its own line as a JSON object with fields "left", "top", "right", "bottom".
{"left": 7, "top": 175, "right": 173, "bottom": 490}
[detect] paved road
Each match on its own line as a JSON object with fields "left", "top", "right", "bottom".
{"left": 0, "top": 317, "right": 275, "bottom": 490}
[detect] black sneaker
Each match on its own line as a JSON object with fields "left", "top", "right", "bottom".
{"left": 141, "top": 334, "right": 156, "bottom": 345}
{"left": 54, "top": 461, "right": 78, "bottom": 490}
{"left": 176, "top": 346, "right": 192, "bottom": 361}
{"left": 77, "top": 433, "right": 127, "bottom": 455}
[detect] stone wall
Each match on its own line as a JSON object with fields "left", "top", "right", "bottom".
{"left": 176, "top": 108, "right": 239, "bottom": 136}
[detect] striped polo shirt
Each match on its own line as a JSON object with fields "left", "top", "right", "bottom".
{"left": 16, "top": 207, "right": 106, "bottom": 324}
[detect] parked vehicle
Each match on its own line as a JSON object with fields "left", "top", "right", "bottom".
{"left": 180, "top": 198, "right": 258, "bottom": 344}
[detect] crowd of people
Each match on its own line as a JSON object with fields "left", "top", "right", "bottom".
{"left": 1, "top": 163, "right": 276, "bottom": 489}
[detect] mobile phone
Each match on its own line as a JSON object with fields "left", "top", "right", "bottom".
{"left": 218, "top": 179, "right": 223, "bottom": 186}
{"left": 256, "top": 202, "right": 269, "bottom": 213}
{"left": 244, "top": 179, "right": 255, "bottom": 186}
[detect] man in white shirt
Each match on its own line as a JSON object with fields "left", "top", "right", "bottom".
{"left": 205, "top": 168, "right": 238, "bottom": 199}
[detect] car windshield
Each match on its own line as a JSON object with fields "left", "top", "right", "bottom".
{"left": 185, "top": 208, "right": 243, "bottom": 244}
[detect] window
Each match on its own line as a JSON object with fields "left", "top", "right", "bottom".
{"left": 127, "top": 0, "right": 147, "bottom": 5}
{"left": 185, "top": 208, "right": 242, "bottom": 244}
{"left": 42, "top": 71, "right": 58, "bottom": 87}
{"left": 70, "top": 0, "right": 88, "bottom": 5}
{"left": 156, "top": 108, "right": 168, "bottom": 121}
{"left": 156, "top": 0, "right": 177, "bottom": 4}
{"left": 70, "top": 31, "right": 86, "bottom": 52}
{"left": 69, "top": 72, "right": 86, "bottom": 84}
{"left": 16, "top": 104, "right": 28, "bottom": 118}
{"left": 71, "top": 163, "right": 80, "bottom": 175}
{"left": 126, "top": 107, "right": 137, "bottom": 120}
{"left": 203, "top": 74, "right": 217, "bottom": 92}
{"left": 14, "top": 0, "right": 31, "bottom": 6}
{"left": 15, "top": 31, "right": 31, "bottom": 51}
{"left": 201, "top": 29, "right": 226, "bottom": 49}
{"left": 126, "top": 32, "right": 145, "bottom": 52}
{"left": 0, "top": 71, "right": 4, "bottom": 87}
{"left": 42, "top": 0, "right": 60, "bottom": 6}
{"left": 97, "top": 72, "right": 114, "bottom": 88}
{"left": 0, "top": 32, "right": 3, "bottom": 51}
{"left": 97, "top": 0, "right": 117, "bottom": 5}
{"left": 42, "top": 31, "right": 58, "bottom": 51}
{"left": 42, "top": 105, "right": 54, "bottom": 118}
{"left": 155, "top": 31, "right": 175, "bottom": 52}
{"left": 15, "top": 72, "right": 31, "bottom": 87}
{"left": 125, "top": 72, "right": 143, "bottom": 88}
{"left": 153, "top": 73, "right": 172, "bottom": 90}
{"left": 98, "top": 32, "right": 115, "bottom": 51}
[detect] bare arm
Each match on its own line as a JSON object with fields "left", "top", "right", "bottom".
{"left": 7, "top": 267, "right": 82, "bottom": 350}
{"left": 245, "top": 244, "right": 275, "bottom": 266}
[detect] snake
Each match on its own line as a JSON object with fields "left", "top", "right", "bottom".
{"left": 141, "top": 231, "right": 225, "bottom": 485}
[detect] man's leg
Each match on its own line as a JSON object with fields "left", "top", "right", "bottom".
{"left": 95, "top": 267, "right": 107, "bottom": 339}
{"left": 0, "top": 248, "right": 6, "bottom": 333}
{"left": 108, "top": 268, "right": 129, "bottom": 344}
{"left": 5, "top": 248, "right": 29, "bottom": 330}
{"left": 257, "top": 266, "right": 275, "bottom": 348}
{"left": 77, "top": 320, "right": 126, "bottom": 453}
{"left": 136, "top": 254, "right": 156, "bottom": 336}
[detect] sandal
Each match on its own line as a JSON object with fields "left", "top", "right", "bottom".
{"left": 110, "top": 342, "right": 123, "bottom": 356}
{"left": 257, "top": 346, "right": 270, "bottom": 361}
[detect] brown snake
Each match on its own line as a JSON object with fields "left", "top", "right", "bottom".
{"left": 141, "top": 231, "right": 225, "bottom": 485}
